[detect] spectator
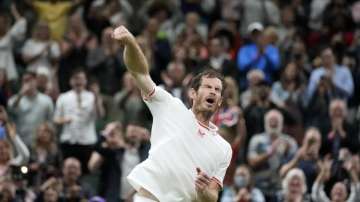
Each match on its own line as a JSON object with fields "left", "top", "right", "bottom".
{"left": 270, "top": 62, "right": 305, "bottom": 109}
{"left": 26, "top": 0, "right": 82, "bottom": 40}
{"left": 21, "top": 21, "right": 60, "bottom": 73}
{"left": 58, "top": 12, "right": 92, "bottom": 92}
{"left": 86, "top": 27, "right": 125, "bottom": 95}
{"left": 280, "top": 127, "right": 322, "bottom": 192}
{"left": 0, "top": 4, "right": 26, "bottom": 81}
{"left": 140, "top": 17, "right": 171, "bottom": 83}
{"left": 175, "top": 12, "right": 208, "bottom": 43}
{"left": 221, "top": 165, "right": 265, "bottom": 202}
{"left": 237, "top": 22, "right": 281, "bottom": 88}
{"left": 312, "top": 156, "right": 360, "bottom": 202}
{"left": 270, "top": 62, "right": 306, "bottom": 141}
{"left": 160, "top": 62, "right": 187, "bottom": 101}
{"left": 240, "top": 69, "right": 265, "bottom": 108}
{"left": 321, "top": 99, "right": 359, "bottom": 157}
{"left": 243, "top": 80, "right": 275, "bottom": 142}
{"left": 201, "top": 36, "right": 237, "bottom": 78}
{"left": 239, "top": 0, "right": 280, "bottom": 35}
{"left": 54, "top": 69, "right": 104, "bottom": 173}
{"left": 304, "top": 47, "right": 354, "bottom": 107}
{"left": 247, "top": 109, "right": 298, "bottom": 201}
{"left": 39, "top": 157, "right": 91, "bottom": 201}
{"left": 277, "top": 168, "right": 310, "bottom": 201}
{"left": 28, "top": 122, "right": 61, "bottom": 192}
{"left": 0, "top": 107, "right": 30, "bottom": 179}
{"left": 113, "top": 72, "right": 149, "bottom": 127}
{"left": 88, "top": 122, "right": 150, "bottom": 202}
{"left": 8, "top": 71, "right": 54, "bottom": 147}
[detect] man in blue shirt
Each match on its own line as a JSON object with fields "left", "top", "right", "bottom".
{"left": 303, "top": 47, "right": 354, "bottom": 107}
{"left": 237, "top": 22, "right": 280, "bottom": 89}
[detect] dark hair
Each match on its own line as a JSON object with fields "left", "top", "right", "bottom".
{"left": 189, "top": 69, "right": 225, "bottom": 95}
{"left": 70, "top": 68, "right": 86, "bottom": 78}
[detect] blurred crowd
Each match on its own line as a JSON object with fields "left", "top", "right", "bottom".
{"left": 1, "top": 0, "right": 360, "bottom": 202}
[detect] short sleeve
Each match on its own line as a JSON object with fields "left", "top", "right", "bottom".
{"left": 213, "top": 144, "right": 232, "bottom": 188}
{"left": 143, "top": 86, "right": 178, "bottom": 115}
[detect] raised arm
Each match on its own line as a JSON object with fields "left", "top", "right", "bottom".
{"left": 112, "top": 26, "right": 155, "bottom": 96}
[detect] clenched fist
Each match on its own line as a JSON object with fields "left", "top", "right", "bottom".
{"left": 112, "top": 26, "right": 135, "bottom": 45}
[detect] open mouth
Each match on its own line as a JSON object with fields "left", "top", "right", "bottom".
{"left": 206, "top": 98, "right": 215, "bottom": 104}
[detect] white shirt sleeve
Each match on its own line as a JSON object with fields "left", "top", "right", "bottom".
{"left": 54, "top": 95, "right": 64, "bottom": 120}
{"left": 213, "top": 144, "right": 232, "bottom": 188}
{"left": 143, "top": 86, "right": 176, "bottom": 115}
{"left": 10, "top": 135, "right": 30, "bottom": 166}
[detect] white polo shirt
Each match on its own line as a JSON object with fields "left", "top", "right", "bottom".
{"left": 54, "top": 90, "right": 97, "bottom": 145}
{"left": 127, "top": 87, "right": 232, "bottom": 201}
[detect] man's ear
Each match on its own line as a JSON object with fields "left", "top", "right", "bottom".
{"left": 188, "top": 88, "right": 196, "bottom": 100}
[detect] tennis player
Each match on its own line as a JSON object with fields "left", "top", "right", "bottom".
{"left": 112, "top": 26, "right": 232, "bottom": 202}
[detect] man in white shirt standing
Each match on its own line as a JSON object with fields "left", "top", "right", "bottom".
{"left": 112, "top": 26, "right": 232, "bottom": 202}
{"left": 54, "top": 69, "right": 104, "bottom": 173}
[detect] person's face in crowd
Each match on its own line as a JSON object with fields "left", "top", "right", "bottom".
{"left": 22, "top": 73, "right": 38, "bottom": 93}
{"left": 167, "top": 63, "right": 185, "bottom": 85}
{"left": 122, "top": 72, "right": 136, "bottom": 92}
{"left": 35, "top": 22, "right": 50, "bottom": 41}
{"left": 284, "top": 63, "right": 297, "bottom": 81}
{"left": 330, "top": 100, "right": 346, "bottom": 120}
{"left": 0, "top": 140, "right": 10, "bottom": 164}
{"left": 223, "top": 77, "right": 238, "bottom": 106}
{"left": 37, "top": 124, "right": 53, "bottom": 145}
{"left": 331, "top": 182, "right": 348, "bottom": 202}
{"left": 265, "top": 111, "right": 283, "bottom": 136}
{"left": 233, "top": 166, "right": 251, "bottom": 189}
{"left": 287, "top": 175, "right": 303, "bottom": 195}
{"left": 63, "top": 158, "right": 81, "bottom": 182}
{"left": 247, "top": 71, "right": 264, "bottom": 88}
{"left": 321, "top": 48, "right": 336, "bottom": 68}
{"left": 174, "top": 45, "right": 186, "bottom": 61}
{"left": 43, "top": 188, "right": 59, "bottom": 202}
{"left": 281, "top": 6, "right": 294, "bottom": 26}
{"left": 146, "top": 18, "right": 160, "bottom": 35}
{"left": 125, "top": 124, "right": 142, "bottom": 146}
{"left": 209, "top": 38, "right": 223, "bottom": 57}
{"left": 252, "top": 31, "right": 266, "bottom": 47}
{"left": 36, "top": 74, "right": 49, "bottom": 92}
{"left": 69, "top": 13, "right": 84, "bottom": 34}
{"left": 185, "top": 12, "right": 199, "bottom": 29}
{"left": 190, "top": 76, "right": 223, "bottom": 116}
{"left": 70, "top": 72, "right": 87, "bottom": 91}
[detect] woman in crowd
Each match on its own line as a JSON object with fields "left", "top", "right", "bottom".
{"left": 29, "top": 122, "right": 61, "bottom": 192}
{"left": 221, "top": 165, "right": 265, "bottom": 202}
{"left": 278, "top": 168, "right": 311, "bottom": 202}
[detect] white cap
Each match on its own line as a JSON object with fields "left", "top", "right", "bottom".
{"left": 247, "top": 22, "right": 264, "bottom": 33}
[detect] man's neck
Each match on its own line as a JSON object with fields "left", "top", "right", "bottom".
{"left": 74, "top": 88, "right": 84, "bottom": 94}
{"left": 191, "top": 107, "right": 212, "bottom": 127}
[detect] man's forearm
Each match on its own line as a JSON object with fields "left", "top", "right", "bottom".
{"left": 248, "top": 152, "right": 271, "bottom": 168}
{"left": 123, "top": 39, "right": 149, "bottom": 75}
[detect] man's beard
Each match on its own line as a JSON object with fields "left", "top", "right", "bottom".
{"left": 265, "top": 124, "right": 282, "bottom": 136}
